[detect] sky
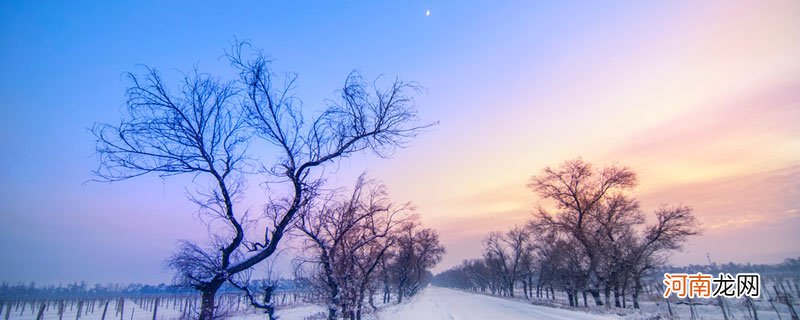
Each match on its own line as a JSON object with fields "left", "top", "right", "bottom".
{"left": 1, "top": 1, "right": 798, "bottom": 285}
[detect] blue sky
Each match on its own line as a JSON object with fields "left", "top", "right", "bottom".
{"left": 1, "top": 1, "right": 798, "bottom": 285}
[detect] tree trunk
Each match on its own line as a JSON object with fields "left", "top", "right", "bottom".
{"left": 529, "top": 276, "right": 534, "bottom": 297}
{"left": 573, "top": 291, "right": 579, "bottom": 307}
{"left": 397, "top": 286, "right": 404, "bottom": 303}
{"left": 383, "top": 280, "right": 391, "bottom": 304}
{"left": 622, "top": 288, "right": 626, "bottom": 309}
{"left": 199, "top": 281, "right": 223, "bottom": 320}
{"left": 586, "top": 257, "right": 604, "bottom": 306}
{"left": 523, "top": 280, "right": 529, "bottom": 299}
{"left": 582, "top": 291, "right": 588, "bottom": 307}
{"left": 369, "top": 288, "right": 377, "bottom": 311}
{"left": 584, "top": 288, "right": 601, "bottom": 305}
{"left": 567, "top": 292, "right": 574, "bottom": 307}
{"left": 632, "top": 277, "right": 641, "bottom": 309}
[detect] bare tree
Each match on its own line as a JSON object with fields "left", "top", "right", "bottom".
{"left": 528, "top": 158, "right": 700, "bottom": 308}
{"left": 431, "top": 259, "right": 493, "bottom": 293}
{"left": 528, "top": 158, "right": 637, "bottom": 306}
{"left": 390, "top": 220, "right": 445, "bottom": 302}
{"left": 542, "top": 235, "right": 589, "bottom": 306}
{"left": 92, "top": 42, "right": 434, "bottom": 320}
{"left": 482, "top": 226, "right": 529, "bottom": 297}
{"left": 589, "top": 193, "right": 643, "bottom": 307}
{"left": 294, "top": 174, "right": 409, "bottom": 320}
{"left": 627, "top": 205, "right": 701, "bottom": 308}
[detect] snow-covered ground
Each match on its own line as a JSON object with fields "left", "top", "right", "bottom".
{"left": 373, "top": 287, "right": 618, "bottom": 320}
{"left": 237, "top": 305, "right": 325, "bottom": 320}
{"left": 0, "top": 289, "right": 618, "bottom": 320}
{"left": 8, "top": 288, "right": 795, "bottom": 319}
{"left": 2, "top": 299, "right": 323, "bottom": 320}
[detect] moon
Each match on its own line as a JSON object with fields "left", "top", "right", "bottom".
{"left": 426, "top": 9, "right": 431, "bottom": 16}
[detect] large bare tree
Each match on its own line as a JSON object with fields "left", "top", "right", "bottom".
{"left": 528, "top": 158, "right": 637, "bottom": 306}
{"left": 528, "top": 158, "right": 699, "bottom": 307}
{"left": 92, "top": 42, "right": 434, "bottom": 320}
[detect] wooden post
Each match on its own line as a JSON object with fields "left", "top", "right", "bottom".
{"left": 58, "top": 300, "right": 65, "bottom": 320}
{"left": 717, "top": 296, "right": 729, "bottom": 320}
{"left": 665, "top": 298, "right": 673, "bottom": 318}
{"left": 101, "top": 300, "right": 110, "bottom": 320}
{"left": 35, "top": 303, "right": 46, "bottom": 320}
{"left": 152, "top": 297, "right": 159, "bottom": 320}
{"left": 746, "top": 296, "right": 759, "bottom": 320}
{"left": 765, "top": 287, "right": 783, "bottom": 320}
{"left": 75, "top": 301, "right": 83, "bottom": 320}
{"left": 775, "top": 286, "right": 799, "bottom": 320}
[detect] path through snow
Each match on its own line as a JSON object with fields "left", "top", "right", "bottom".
{"left": 376, "top": 287, "right": 619, "bottom": 320}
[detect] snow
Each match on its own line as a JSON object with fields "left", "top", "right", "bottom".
{"left": 234, "top": 305, "right": 325, "bottom": 320}
{"left": 2, "top": 299, "right": 323, "bottom": 320}
{"left": 373, "top": 287, "right": 619, "bottom": 320}
{"left": 9, "top": 288, "right": 794, "bottom": 319}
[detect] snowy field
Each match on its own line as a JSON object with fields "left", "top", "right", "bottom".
{"left": 1, "top": 299, "right": 324, "bottom": 320}
{"left": 6, "top": 287, "right": 798, "bottom": 319}
{"left": 1, "top": 288, "right": 618, "bottom": 320}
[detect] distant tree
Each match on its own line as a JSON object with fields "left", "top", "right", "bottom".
{"left": 92, "top": 42, "right": 434, "bottom": 320}
{"left": 482, "top": 226, "right": 529, "bottom": 297}
{"left": 390, "top": 219, "right": 446, "bottom": 302}
{"left": 541, "top": 235, "right": 588, "bottom": 306}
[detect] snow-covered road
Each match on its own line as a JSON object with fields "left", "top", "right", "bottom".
{"left": 377, "top": 287, "right": 618, "bottom": 320}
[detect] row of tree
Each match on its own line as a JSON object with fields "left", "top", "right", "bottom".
{"left": 293, "top": 174, "right": 445, "bottom": 320}
{"left": 433, "top": 159, "right": 701, "bottom": 309}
